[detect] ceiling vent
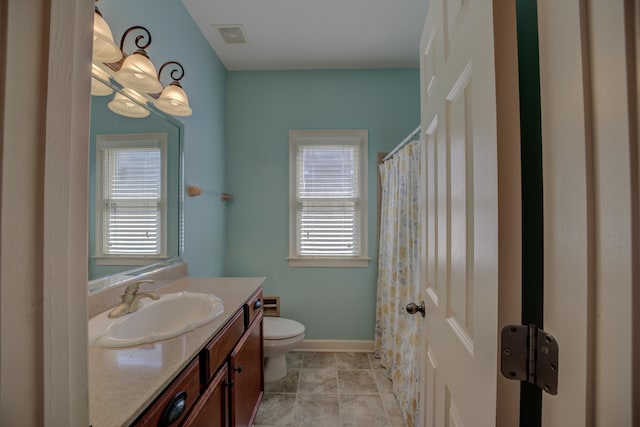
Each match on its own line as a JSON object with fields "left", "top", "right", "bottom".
{"left": 215, "top": 25, "right": 248, "bottom": 44}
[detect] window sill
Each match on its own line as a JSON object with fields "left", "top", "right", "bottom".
{"left": 94, "top": 256, "right": 169, "bottom": 266}
{"left": 287, "top": 256, "right": 370, "bottom": 268}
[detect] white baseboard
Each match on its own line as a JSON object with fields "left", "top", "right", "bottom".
{"left": 294, "top": 339, "right": 375, "bottom": 352}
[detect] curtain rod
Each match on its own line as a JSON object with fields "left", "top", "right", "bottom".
{"left": 383, "top": 126, "right": 421, "bottom": 162}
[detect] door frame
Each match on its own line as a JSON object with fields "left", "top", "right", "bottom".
{"left": 1, "top": 0, "right": 91, "bottom": 424}
{"left": 494, "top": 1, "right": 524, "bottom": 425}
{"left": 537, "top": 0, "right": 637, "bottom": 424}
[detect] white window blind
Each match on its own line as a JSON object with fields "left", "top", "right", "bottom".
{"left": 96, "top": 134, "right": 167, "bottom": 260}
{"left": 296, "top": 144, "right": 360, "bottom": 255}
{"left": 289, "top": 130, "right": 369, "bottom": 267}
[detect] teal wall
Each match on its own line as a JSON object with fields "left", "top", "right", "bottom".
{"left": 224, "top": 69, "right": 420, "bottom": 340}
{"left": 97, "top": 0, "right": 227, "bottom": 277}
{"left": 94, "top": 3, "right": 422, "bottom": 341}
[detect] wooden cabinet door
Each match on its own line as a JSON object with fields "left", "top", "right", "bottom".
{"left": 133, "top": 359, "right": 201, "bottom": 427}
{"left": 182, "top": 364, "right": 229, "bottom": 427}
{"left": 229, "top": 314, "right": 264, "bottom": 427}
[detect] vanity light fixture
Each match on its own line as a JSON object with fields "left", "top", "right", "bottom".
{"left": 114, "top": 26, "right": 164, "bottom": 94}
{"left": 92, "top": 4, "right": 122, "bottom": 63}
{"left": 90, "top": 5, "right": 194, "bottom": 117}
{"left": 91, "top": 77, "right": 113, "bottom": 96}
{"left": 155, "top": 61, "right": 193, "bottom": 117}
{"left": 91, "top": 64, "right": 113, "bottom": 96}
{"left": 107, "top": 88, "right": 151, "bottom": 118}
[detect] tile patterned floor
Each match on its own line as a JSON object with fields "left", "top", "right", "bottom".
{"left": 254, "top": 352, "right": 406, "bottom": 427}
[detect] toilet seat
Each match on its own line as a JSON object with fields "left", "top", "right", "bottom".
{"left": 263, "top": 317, "right": 305, "bottom": 340}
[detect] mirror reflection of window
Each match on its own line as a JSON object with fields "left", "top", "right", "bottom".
{"left": 95, "top": 133, "right": 168, "bottom": 265}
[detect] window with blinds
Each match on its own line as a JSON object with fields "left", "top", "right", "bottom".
{"left": 289, "top": 130, "right": 369, "bottom": 267}
{"left": 96, "top": 133, "right": 167, "bottom": 262}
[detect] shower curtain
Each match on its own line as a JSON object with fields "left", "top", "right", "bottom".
{"left": 375, "top": 139, "right": 422, "bottom": 427}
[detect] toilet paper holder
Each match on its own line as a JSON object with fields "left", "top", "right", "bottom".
{"left": 262, "top": 296, "right": 280, "bottom": 317}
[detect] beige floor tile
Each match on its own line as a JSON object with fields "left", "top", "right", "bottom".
{"left": 339, "top": 394, "right": 389, "bottom": 426}
{"left": 368, "top": 352, "right": 385, "bottom": 370}
{"left": 380, "top": 392, "right": 406, "bottom": 426}
{"left": 265, "top": 368, "right": 300, "bottom": 394}
{"left": 338, "top": 369, "right": 378, "bottom": 394}
{"left": 254, "top": 393, "right": 296, "bottom": 426}
{"left": 336, "top": 352, "right": 373, "bottom": 369}
{"left": 301, "top": 351, "right": 337, "bottom": 369}
{"left": 256, "top": 352, "right": 409, "bottom": 427}
{"left": 373, "top": 369, "right": 394, "bottom": 395}
{"left": 294, "top": 393, "right": 340, "bottom": 426}
{"left": 286, "top": 351, "right": 303, "bottom": 369}
{"left": 298, "top": 368, "right": 338, "bottom": 394}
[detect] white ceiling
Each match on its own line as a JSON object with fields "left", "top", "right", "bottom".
{"left": 181, "top": 0, "right": 430, "bottom": 71}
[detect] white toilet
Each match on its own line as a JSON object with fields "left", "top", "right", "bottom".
{"left": 263, "top": 316, "right": 305, "bottom": 382}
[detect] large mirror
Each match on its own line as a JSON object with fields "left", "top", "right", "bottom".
{"left": 88, "top": 70, "right": 184, "bottom": 293}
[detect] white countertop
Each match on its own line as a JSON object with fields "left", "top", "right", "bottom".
{"left": 88, "top": 277, "right": 264, "bottom": 427}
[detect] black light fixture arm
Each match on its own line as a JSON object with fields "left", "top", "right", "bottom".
{"left": 119, "top": 26, "right": 153, "bottom": 55}
{"left": 158, "top": 61, "right": 185, "bottom": 85}
{"left": 94, "top": 0, "right": 102, "bottom": 16}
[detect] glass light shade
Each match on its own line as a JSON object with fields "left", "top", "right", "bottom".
{"left": 91, "top": 76, "right": 113, "bottom": 96}
{"left": 114, "top": 53, "right": 163, "bottom": 94}
{"left": 155, "top": 84, "right": 193, "bottom": 116}
{"left": 108, "top": 89, "right": 150, "bottom": 118}
{"left": 91, "top": 65, "right": 113, "bottom": 96}
{"left": 93, "top": 12, "right": 122, "bottom": 63}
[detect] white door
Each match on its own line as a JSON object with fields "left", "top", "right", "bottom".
{"left": 417, "top": 1, "right": 520, "bottom": 426}
{"left": 418, "top": 1, "right": 637, "bottom": 425}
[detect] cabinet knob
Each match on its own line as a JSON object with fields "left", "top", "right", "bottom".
{"left": 234, "top": 365, "right": 243, "bottom": 373}
{"left": 254, "top": 299, "right": 262, "bottom": 309}
{"left": 160, "top": 391, "right": 187, "bottom": 426}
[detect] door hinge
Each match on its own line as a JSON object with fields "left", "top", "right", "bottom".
{"left": 500, "top": 324, "right": 559, "bottom": 395}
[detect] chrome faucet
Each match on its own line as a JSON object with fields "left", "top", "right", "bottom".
{"left": 108, "top": 280, "right": 160, "bottom": 318}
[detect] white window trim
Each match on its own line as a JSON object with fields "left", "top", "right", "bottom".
{"left": 95, "top": 133, "right": 168, "bottom": 265}
{"left": 288, "top": 129, "right": 370, "bottom": 268}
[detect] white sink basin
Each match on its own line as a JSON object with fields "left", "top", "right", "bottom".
{"left": 89, "top": 291, "right": 224, "bottom": 348}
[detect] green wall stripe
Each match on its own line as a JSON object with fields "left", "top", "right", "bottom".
{"left": 516, "top": 0, "right": 544, "bottom": 425}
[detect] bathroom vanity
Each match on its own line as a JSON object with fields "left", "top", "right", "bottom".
{"left": 88, "top": 277, "right": 265, "bottom": 427}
